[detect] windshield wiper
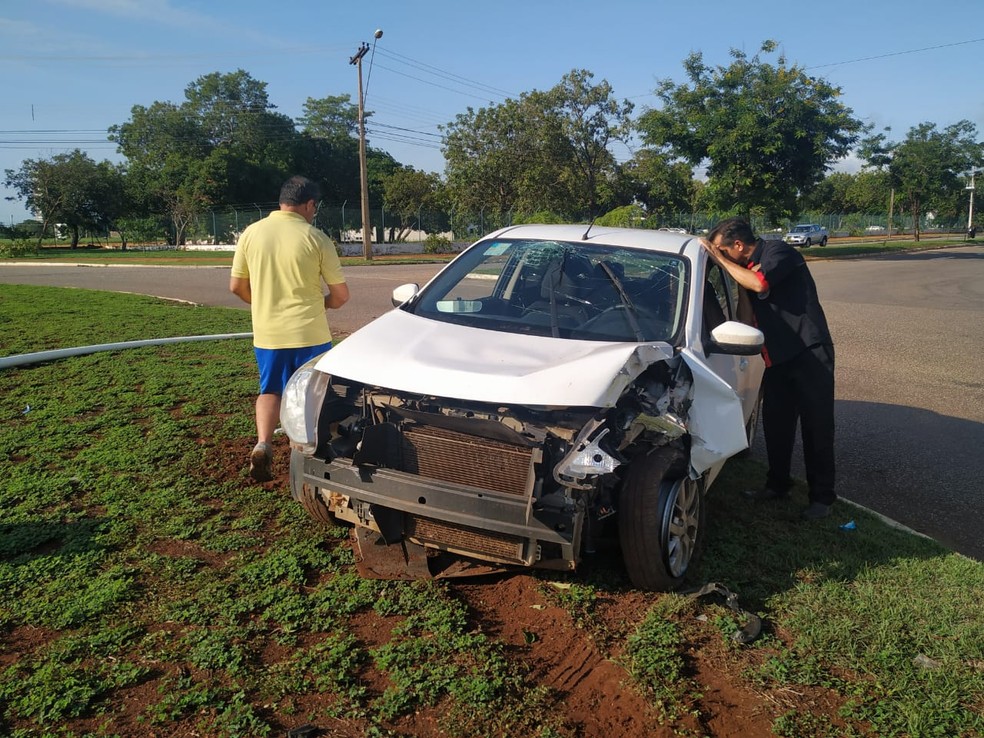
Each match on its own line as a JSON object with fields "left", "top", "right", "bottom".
{"left": 597, "top": 260, "right": 645, "bottom": 341}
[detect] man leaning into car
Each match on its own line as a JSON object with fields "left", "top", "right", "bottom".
{"left": 700, "top": 217, "right": 836, "bottom": 521}
{"left": 230, "top": 175, "right": 350, "bottom": 483}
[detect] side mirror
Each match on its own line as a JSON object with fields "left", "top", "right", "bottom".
{"left": 391, "top": 283, "right": 419, "bottom": 307}
{"left": 708, "top": 321, "right": 764, "bottom": 356}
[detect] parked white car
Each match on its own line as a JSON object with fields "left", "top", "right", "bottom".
{"left": 281, "top": 224, "right": 765, "bottom": 591}
{"left": 783, "top": 223, "right": 828, "bottom": 247}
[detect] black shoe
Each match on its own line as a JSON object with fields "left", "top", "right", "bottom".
{"left": 741, "top": 487, "right": 788, "bottom": 501}
{"left": 800, "top": 502, "right": 831, "bottom": 521}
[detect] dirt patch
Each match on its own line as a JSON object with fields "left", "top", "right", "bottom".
{"left": 455, "top": 574, "right": 674, "bottom": 737}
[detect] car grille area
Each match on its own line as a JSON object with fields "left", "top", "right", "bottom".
{"left": 399, "top": 424, "right": 535, "bottom": 497}
{"left": 406, "top": 515, "right": 527, "bottom": 563}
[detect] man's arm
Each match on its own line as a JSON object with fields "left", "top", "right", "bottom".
{"left": 324, "top": 282, "right": 350, "bottom": 310}
{"left": 230, "top": 276, "right": 252, "bottom": 304}
{"left": 698, "top": 239, "right": 768, "bottom": 293}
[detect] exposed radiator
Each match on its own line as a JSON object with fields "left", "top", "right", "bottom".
{"left": 406, "top": 515, "right": 526, "bottom": 563}
{"left": 400, "top": 424, "right": 534, "bottom": 496}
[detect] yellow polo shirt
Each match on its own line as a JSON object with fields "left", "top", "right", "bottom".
{"left": 231, "top": 211, "right": 345, "bottom": 349}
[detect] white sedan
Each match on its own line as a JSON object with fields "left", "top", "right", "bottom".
{"left": 281, "top": 224, "right": 764, "bottom": 591}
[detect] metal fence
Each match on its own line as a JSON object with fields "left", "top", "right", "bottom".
{"left": 176, "top": 205, "right": 975, "bottom": 246}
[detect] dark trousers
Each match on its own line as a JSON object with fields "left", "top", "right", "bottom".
{"left": 762, "top": 344, "right": 836, "bottom": 505}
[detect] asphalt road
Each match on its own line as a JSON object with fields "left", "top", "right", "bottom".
{"left": 2, "top": 246, "right": 982, "bottom": 560}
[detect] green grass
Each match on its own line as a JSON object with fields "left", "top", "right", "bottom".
{"left": 800, "top": 236, "right": 973, "bottom": 259}
{"left": 0, "top": 242, "right": 455, "bottom": 267}
{"left": 0, "top": 284, "right": 982, "bottom": 737}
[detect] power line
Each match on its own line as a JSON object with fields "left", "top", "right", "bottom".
{"left": 370, "top": 122, "right": 443, "bottom": 139}
{"left": 805, "top": 37, "right": 984, "bottom": 70}
{"left": 373, "top": 63, "right": 503, "bottom": 104}
{"left": 374, "top": 48, "right": 516, "bottom": 99}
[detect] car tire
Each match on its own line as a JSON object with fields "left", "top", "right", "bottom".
{"left": 820, "top": 236, "right": 828, "bottom": 247}
{"left": 290, "top": 449, "right": 335, "bottom": 524}
{"left": 803, "top": 238, "right": 811, "bottom": 248}
{"left": 619, "top": 448, "right": 705, "bottom": 591}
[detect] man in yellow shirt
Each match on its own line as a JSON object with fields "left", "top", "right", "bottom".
{"left": 230, "top": 175, "right": 350, "bottom": 482}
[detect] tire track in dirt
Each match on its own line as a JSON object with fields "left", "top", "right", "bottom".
{"left": 453, "top": 574, "right": 676, "bottom": 738}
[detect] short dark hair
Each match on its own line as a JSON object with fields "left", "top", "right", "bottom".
{"left": 708, "top": 217, "right": 756, "bottom": 247}
{"left": 279, "top": 175, "right": 321, "bottom": 206}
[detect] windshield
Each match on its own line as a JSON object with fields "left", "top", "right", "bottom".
{"left": 405, "top": 238, "right": 689, "bottom": 343}
{"left": 791, "top": 225, "right": 811, "bottom": 232}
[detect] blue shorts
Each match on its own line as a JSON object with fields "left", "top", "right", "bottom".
{"left": 255, "top": 343, "right": 332, "bottom": 395}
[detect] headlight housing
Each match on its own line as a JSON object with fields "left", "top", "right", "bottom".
{"left": 553, "top": 419, "right": 621, "bottom": 489}
{"left": 280, "top": 354, "right": 331, "bottom": 455}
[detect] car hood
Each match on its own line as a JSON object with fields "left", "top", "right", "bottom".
{"left": 314, "top": 309, "right": 749, "bottom": 474}
{"left": 315, "top": 309, "right": 675, "bottom": 407}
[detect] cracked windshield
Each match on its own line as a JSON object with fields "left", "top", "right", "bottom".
{"left": 409, "top": 239, "right": 689, "bottom": 342}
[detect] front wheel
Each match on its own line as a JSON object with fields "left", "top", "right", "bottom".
{"left": 803, "top": 238, "right": 811, "bottom": 248}
{"left": 619, "top": 449, "right": 705, "bottom": 591}
{"left": 290, "top": 449, "right": 335, "bottom": 524}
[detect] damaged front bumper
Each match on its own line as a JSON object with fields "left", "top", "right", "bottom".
{"left": 299, "top": 453, "right": 583, "bottom": 572}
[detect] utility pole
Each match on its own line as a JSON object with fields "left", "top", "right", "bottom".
{"left": 966, "top": 170, "right": 977, "bottom": 238}
{"left": 887, "top": 188, "right": 895, "bottom": 238}
{"left": 349, "top": 29, "right": 383, "bottom": 262}
{"left": 349, "top": 42, "right": 372, "bottom": 261}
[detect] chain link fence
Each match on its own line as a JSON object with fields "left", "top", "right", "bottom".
{"left": 76, "top": 205, "right": 971, "bottom": 249}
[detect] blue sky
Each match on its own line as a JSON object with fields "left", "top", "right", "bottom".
{"left": 2, "top": 0, "right": 983, "bottom": 224}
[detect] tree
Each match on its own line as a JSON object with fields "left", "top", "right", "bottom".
{"left": 442, "top": 97, "right": 537, "bottom": 216}
{"left": 441, "top": 69, "right": 633, "bottom": 221}
{"left": 801, "top": 170, "right": 892, "bottom": 218}
{"left": 183, "top": 70, "right": 298, "bottom": 203}
{"left": 537, "top": 69, "right": 634, "bottom": 217}
{"left": 382, "top": 167, "right": 445, "bottom": 241}
{"left": 860, "top": 121, "right": 983, "bottom": 240}
{"left": 622, "top": 149, "right": 700, "bottom": 223}
{"left": 110, "top": 70, "right": 298, "bottom": 243}
{"left": 295, "top": 96, "right": 363, "bottom": 208}
{"left": 299, "top": 94, "right": 361, "bottom": 141}
{"left": 637, "top": 41, "right": 866, "bottom": 223}
{"left": 4, "top": 150, "right": 124, "bottom": 247}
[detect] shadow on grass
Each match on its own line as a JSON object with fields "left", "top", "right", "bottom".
{"left": 0, "top": 517, "right": 107, "bottom": 561}
{"left": 694, "top": 456, "right": 952, "bottom": 611}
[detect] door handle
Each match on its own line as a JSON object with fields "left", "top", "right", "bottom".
{"left": 739, "top": 358, "right": 749, "bottom": 371}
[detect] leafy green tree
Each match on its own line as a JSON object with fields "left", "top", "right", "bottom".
{"left": 183, "top": 70, "right": 298, "bottom": 202}
{"left": 802, "top": 170, "right": 893, "bottom": 219}
{"left": 538, "top": 69, "right": 634, "bottom": 217}
{"left": 4, "top": 150, "right": 124, "bottom": 247}
{"left": 382, "top": 167, "right": 444, "bottom": 241}
{"left": 860, "top": 120, "right": 983, "bottom": 239}
{"left": 637, "top": 41, "right": 866, "bottom": 223}
{"left": 846, "top": 170, "right": 893, "bottom": 215}
{"left": 296, "top": 94, "right": 362, "bottom": 206}
{"left": 622, "top": 149, "right": 700, "bottom": 223}
{"left": 800, "top": 171, "right": 855, "bottom": 214}
{"left": 111, "top": 70, "right": 298, "bottom": 243}
{"left": 442, "top": 69, "right": 632, "bottom": 221}
{"left": 442, "top": 97, "right": 536, "bottom": 216}
{"left": 299, "top": 94, "right": 361, "bottom": 140}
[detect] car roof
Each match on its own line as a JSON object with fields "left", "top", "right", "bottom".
{"left": 480, "top": 223, "right": 695, "bottom": 256}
